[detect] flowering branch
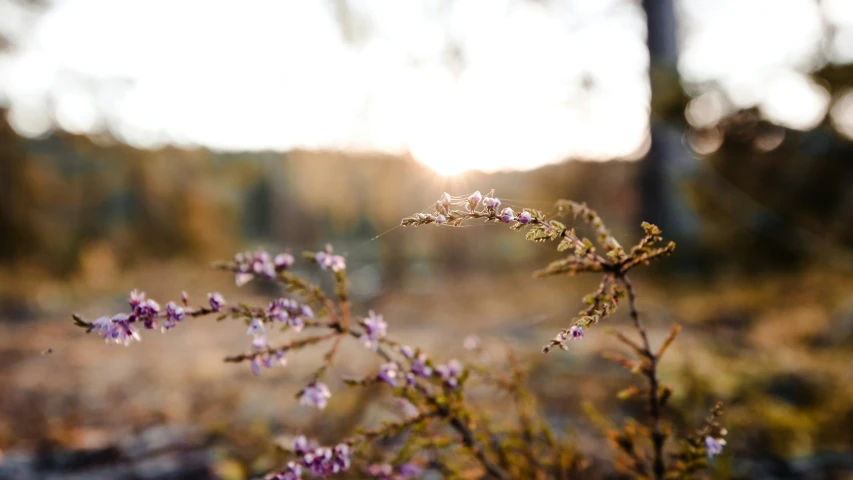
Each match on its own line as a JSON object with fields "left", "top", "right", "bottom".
{"left": 69, "top": 192, "right": 724, "bottom": 479}
{"left": 401, "top": 191, "right": 723, "bottom": 479}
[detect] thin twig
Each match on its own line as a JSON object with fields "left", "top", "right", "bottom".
{"left": 620, "top": 273, "right": 665, "bottom": 480}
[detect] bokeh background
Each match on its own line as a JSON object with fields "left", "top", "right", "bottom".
{"left": 2, "top": 0, "right": 853, "bottom": 478}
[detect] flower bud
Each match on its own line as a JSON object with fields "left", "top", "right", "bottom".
{"left": 467, "top": 191, "right": 483, "bottom": 211}
{"left": 208, "top": 292, "right": 225, "bottom": 312}
{"left": 274, "top": 253, "right": 294, "bottom": 270}
{"left": 483, "top": 196, "right": 501, "bottom": 213}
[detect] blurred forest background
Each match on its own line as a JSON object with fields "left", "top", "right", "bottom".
{"left": 3, "top": 0, "right": 853, "bottom": 479}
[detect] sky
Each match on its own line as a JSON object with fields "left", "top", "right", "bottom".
{"left": 0, "top": 0, "right": 851, "bottom": 175}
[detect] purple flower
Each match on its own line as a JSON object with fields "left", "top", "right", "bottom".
{"left": 96, "top": 313, "right": 141, "bottom": 346}
{"left": 128, "top": 289, "right": 146, "bottom": 310}
{"left": 410, "top": 353, "right": 432, "bottom": 378}
{"left": 467, "top": 190, "right": 482, "bottom": 211}
{"left": 128, "top": 290, "right": 160, "bottom": 327}
{"left": 436, "top": 359, "right": 463, "bottom": 388}
{"left": 499, "top": 207, "right": 515, "bottom": 223}
{"left": 272, "top": 461, "right": 302, "bottom": 480}
{"left": 378, "top": 362, "right": 400, "bottom": 387}
{"left": 208, "top": 292, "right": 225, "bottom": 312}
{"left": 483, "top": 196, "right": 501, "bottom": 213}
{"left": 250, "top": 358, "right": 262, "bottom": 376}
{"left": 247, "top": 318, "right": 265, "bottom": 337}
{"left": 299, "top": 443, "right": 351, "bottom": 477}
{"left": 269, "top": 298, "right": 311, "bottom": 331}
{"left": 299, "top": 383, "right": 332, "bottom": 410}
{"left": 293, "top": 435, "right": 313, "bottom": 456}
{"left": 260, "top": 261, "right": 276, "bottom": 278}
{"left": 360, "top": 310, "right": 387, "bottom": 351}
{"left": 275, "top": 253, "right": 295, "bottom": 270}
{"left": 331, "top": 444, "right": 351, "bottom": 474}
{"left": 163, "top": 301, "right": 184, "bottom": 330}
{"left": 518, "top": 211, "right": 533, "bottom": 224}
{"left": 234, "top": 248, "right": 285, "bottom": 284}
{"left": 436, "top": 192, "right": 452, "bottom": 215}
{"left": 316, "top": 245, "right": 346, "bottom": 272}
{"left": 569, "top": 325, "right": 584, "bottom": 340}
{"left": 704, "top": 435, "right": 726, "bottom": 458}
{"left": 329, "top": 255, "right": 346, "bottom": 272}
{"left": 400, "top": 345, "right": 415, "bottom": 359}
{"left": 92, "top": 316, "right": 112, "bottom": 337}
{"left": 434, "top": 214, "right": 447, "bottom": 225}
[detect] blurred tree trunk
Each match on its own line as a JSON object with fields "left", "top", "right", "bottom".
{"left": 642, "top": 0, "right": 699, "bottom": 259}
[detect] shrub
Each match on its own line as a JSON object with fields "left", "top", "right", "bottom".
{"left": 73, "top": 191, "right": 725, "bottom": 479}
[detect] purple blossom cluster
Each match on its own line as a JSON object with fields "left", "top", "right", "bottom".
{"left": 269, "top": 298, "right": 314, "bottom": 331}
{"left": 315, "top": 244, "right": 346, "bottom": 272}
{"left": 377, "top": 362, "right": 400, "bottom": 387}
{"left": 163, "top": 301, "right": 185, "bottom": 330}
{"left": 435, "top": 192, "right": 452, "bottom": 216}
{"left": 360, "top": 310, "right": 387, "bottom": 350}
{"left": 233, "top": 248, "right": 294, "bottom": 286}
{"left": 249, "top": 348, "right": 287, "bottom": 376}
{"left": 244, "top": 318, "right": 288, "bottom": 375}
{"left": 299, "top": 383, "right": 332, "bottom": 410}
{"left": 289, "top": 436, "right": 351, "bottom": 478}
{"left": 704, "top": 429, "right": 727, "bottom": 458}
{"left": 395, "top": 346, "right": 462, "bottom": 389}
{"left": 421, "top": 191, "right": 538, "bottom": 229}
{"left": 400, "top": 345, "right": 433, "bottom": 386}
{"left": 92, "top": 289, "right": 196, "bottom": 346}
{"left": 92, "top": 313, "right": 140, "bottom": 346}
{"left": 435, "top": 359, "right": 463, "bottom": 389}
{"left": 547, "top": 325, "right": 585, "bottom": 352}
{"left": 365, "top": 462, "right": 423, "bottom": 479}
{"left": 498, "top": 207, "right": 515, "bottom": 223}
{"left": 483, "top": 195, "right": 501, "bottom": 214}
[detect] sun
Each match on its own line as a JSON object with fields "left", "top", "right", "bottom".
{"left": 415, "top": 157, "right": 470, "bottom": 176}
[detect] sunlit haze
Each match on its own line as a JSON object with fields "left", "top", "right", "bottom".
{"left": 0, "top": 0, "right": 851, "bottom": 174}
